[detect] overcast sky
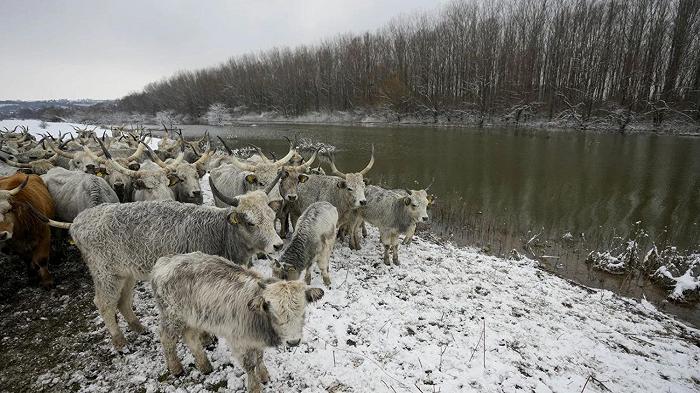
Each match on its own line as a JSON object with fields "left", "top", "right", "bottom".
{"left": 0, "top": 0, "right": 445, "bottom": 101}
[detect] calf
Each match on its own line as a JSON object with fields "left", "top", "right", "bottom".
{"left": 272, "top": 201, "right": 337, "bottom": 287}
{"left": 152, "top": 252, "right": 324, "bottom": 392}
{"left": 0, "top": 173, "right": 56, "bottom": 288}
{"left": 353, "top": 185, "right": 433, "bottom": 265}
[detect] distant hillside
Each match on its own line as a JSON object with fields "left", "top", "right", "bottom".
{"left": 0, "top": 99, "right": 111, "bottom": 120}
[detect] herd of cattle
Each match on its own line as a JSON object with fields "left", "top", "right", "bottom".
{"left": 0, "top": 124, "right": 434, "bottom": 392}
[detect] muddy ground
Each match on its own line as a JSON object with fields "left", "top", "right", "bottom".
{"left": 0, "top": 236, "right": 109, "bottom": 393}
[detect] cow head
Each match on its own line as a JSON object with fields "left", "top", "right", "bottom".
{"left": 328, "top": 145, "right": 374, "bottom": 208}
{"left": 401, "top": 189, "right": 432, "bottom": 223}
{"left": 248, "top": 279, "right": 324, "bottom": 347}
{"left": 0, "top": 174, "right": 29, "bottom": 241}
{"left": 209, "top": 178, "right": 285, "bottom": 254}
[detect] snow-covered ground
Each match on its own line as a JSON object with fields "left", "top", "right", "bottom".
{"left": 36, "top": 190, "right": 700, "bottom": 393}
{"left": 2, "top": 119, "right": 698, "bottom": 392}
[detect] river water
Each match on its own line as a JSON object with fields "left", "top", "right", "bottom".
{"left": 172, "top": 123, "right": 700, "bottom": 326}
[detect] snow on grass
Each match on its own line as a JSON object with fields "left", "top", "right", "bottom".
{"left": 655, "top": 254, "right": 700, "bottom": 301}
{"left": 35, "top": 233, "right": 700, "bottom": 392}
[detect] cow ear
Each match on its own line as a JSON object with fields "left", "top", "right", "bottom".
{"left": 427, "top": 194, "right": 435, "bottom": 204}
{"left": 281, "top": 170, "right": 289, "bottom": 179}
{"left": 403, "top": 196, "right": 411, "bottom": 206}
{"left": 298, "top": 174, "right": 309, "bottom": 183}
{"left": 227, "top": 211, "right": 239, "bottom": 225}
{"left": 363, "top": 178, "right": 371, "bottom": 185}
{"left": 305, "top": 288, "right": 324, "bottom": 303}
{"left": 337, "top": 180, "right": 346, "bottom": 189}
{"left": 268, "top": 200, "right": 282, "bottom": 212}
{"left": 167, "top": 174, "right": 181, "bottom": 187}
{"left": 245, "top": 174, "right": 258, "bottom": 184}
{"left": 247, "top": 296, "right": 266, "bottom": 313}
{"left": 128, "top": 162, "right": 140, "bottom": 171}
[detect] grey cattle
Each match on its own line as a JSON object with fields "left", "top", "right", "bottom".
{"left": 48, "top": 141, "right": 106, "bottom": 174}
{"left": 352, "top": 185, "right": 433, "bottom": 265}
{"left": 273, "top": 201, "right": 337, "bottom": 287}
{"left": 152, "top": 252, "right": 324, "bottom": 392}
{"left": 43, "top": 187, "right": 283, "bottom": 350}
{"left": 143, "top": 142, "right": 212, "bottom": 204}
{"left": 290, "top": 146, "right": 374, "bottom": 248}
{"left": 41, "top": 167, "right": 119, "bottom": 221}
{"left": 210, "top": 144, "right": 316, "bottom": 214}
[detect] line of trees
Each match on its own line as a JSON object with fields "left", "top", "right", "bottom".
{"left": 118, "top": 0, "right": 700, "bottom": 130}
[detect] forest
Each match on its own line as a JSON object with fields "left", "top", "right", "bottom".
{"left": 116, "top": 0, "right": 700, "bottom": 130}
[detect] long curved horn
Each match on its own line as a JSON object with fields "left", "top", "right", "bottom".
{"left": 328, "top": 153, "right": 346, "bottom": 179}
{"left": 125, "top": 142, "right": 145, "bottom": 161}
{"left": 273, "top": 141, "right": 297, "bottom": 168}
{"left": 359, "top": 144, "right": 375, "bottom": 175}
{"left": 47, "top": 140, "right": 75, "bottom": 159}
{"left": 209, "top": 177, "right": 239, "bottom": 206}
{"left": 217, "top": 136, "right": 234, "bottom": 155}
{"left": 229, "top": 155, "right": 257, "bottom": 172}
{"left": 264, "top": 170, "right": 284, "bottom": 195}
{"left": 19, "top": 200, "right": 72, "bottom": 229}
{"left": 8, "top": 174, "right": 29, "bottom": 196}
{"left": 250, "top": 145, "right": 270, "bottom": 162}
{"left": 194, "top": 146, "right": 213, "bottom": 167}
{"left": 96, "top": 138, "right": 138, "bottom": 177}
{"left": 140, "top": 141, "right": 169, "bottom": 168}
{"left": 296, "top": 149, "right": 319, "bottom": 172}
{"left": 424, "top": 177, "right": 435, "bottom": 191}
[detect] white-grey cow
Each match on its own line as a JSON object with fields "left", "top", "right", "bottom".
{"left": 290, "top": 146, "right": 374, "bottom": 248}
{"left": 40, "top": 167, "right": 119, "bottom": 221}
{"left": 272, "top": 201, "right": 338, "bottom": 287}
{"left": 152, "top": 252, "right": 324, "bottom": 392}
{"left": 351, "top": 184, "right": 434, "bottom": 265}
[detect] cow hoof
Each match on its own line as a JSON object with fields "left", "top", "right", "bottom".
{"left": 383, "top": 259, "right": 391, "bottom": 266}
{"left": 198, "top": 360, "right": 213, "bottom": 375}
{"left": 393, "top": 259, "right": 400, "bottom": 266}
{"left": 112, "top": 335, "right": 128, "bottom": 351}
{"left": 323, "top": 279, "right": 332, "bottom": 288}
{"left": 169, "top": 364, "right": 185, "bottom": 378}
{"left": 128, "top": 321, "right": 147, "bottom": 334}
{"left": 40, "top": 279, "right": 54, "bottom": 290}
{"left": 258, "top": 368, "right": 270, "bottom": 383}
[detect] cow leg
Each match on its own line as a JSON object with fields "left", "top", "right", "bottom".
{"left": 160, "top": 318, "right": 184, "bottom": 376}
{"left": 402, "top": 224, "right": 416, "bottom": 245}
{"left": 255, "top": 349, "right": 269, "bottom": 384}
{"left": 183, "top": 327, "right": 212, "bottom": 374}
{"left": 362, "top": 221, "right": 368, "bottom": 238}
{"left": 231, "top": 345, "right": 261, "bottom": 393}
{"left": 32, "top": 229, "right": 53, "bottom": 289}
{"left": 117, "top": 277, "right": 146, "bottom": 334}
{"left": 380, "top": 231, "right": 391, "bottom": 266}
{"left": 304, "top": 265, "right": 312, "bottom": 285}
{"left": 318, "top": 233, "right": 334, "bottom": 287}
{"left": 392, "top": 235, "right": 400, "bottom": 265}
{"left": 94, "top": 276, "right": 127, "bottom": 350}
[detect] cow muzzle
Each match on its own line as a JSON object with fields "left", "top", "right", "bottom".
{"left": 286, "top": 339, "right": 301, "bottom": 347}
{"left": 0, "top": 231, "right": 12, "bottom": 241}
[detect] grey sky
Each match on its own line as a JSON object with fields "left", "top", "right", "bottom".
{"left": 1, "top": 0, "right": 444, "bottom": 101}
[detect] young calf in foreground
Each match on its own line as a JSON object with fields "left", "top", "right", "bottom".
{"left": 152, "top": 252, "right": 324, "bottom": 393}
{"left": 272, "top": 201, "right": 338, "bottom": 287}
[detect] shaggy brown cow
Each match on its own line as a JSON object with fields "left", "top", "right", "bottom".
{"left": 0, "top": 173, "right": 56, "bottom": 288}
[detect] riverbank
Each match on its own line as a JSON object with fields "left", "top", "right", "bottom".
{"left": 231, "top": 110, "right": 700, "bottom": 136}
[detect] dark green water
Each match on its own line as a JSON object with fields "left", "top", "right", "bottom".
{"left": 174, "top": 123, "right": 700, "bottom": 326}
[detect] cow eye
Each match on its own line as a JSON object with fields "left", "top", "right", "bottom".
{"left": 411, "top": 203, "right": 417, "bottom": 208}
{"left": 347, "top": 187, "right": 353, "bottom": 192}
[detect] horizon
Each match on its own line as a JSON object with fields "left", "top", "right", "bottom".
{"left": 0, "top": 0, "right": 443, "bottom": 101}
